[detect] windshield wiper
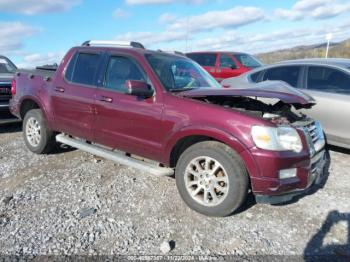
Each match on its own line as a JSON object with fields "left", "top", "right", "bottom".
{"left": 168, "top": 87, "right": 199, "bottom": 92}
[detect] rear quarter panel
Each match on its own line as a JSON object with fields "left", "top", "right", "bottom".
{"left": 11, "top": 73, "right": 55, "bottom": 128}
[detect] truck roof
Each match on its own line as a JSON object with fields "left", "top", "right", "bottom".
{"left": 186, "top": 51, "right": 248, "bottom": 55}
{"left": 76, "top": 40, "right": 186, "bottom": 58}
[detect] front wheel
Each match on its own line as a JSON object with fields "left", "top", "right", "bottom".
{"left": 23, "top": 109, "right": 56, "bottom": 154}
{"left": 175, "top": 141, "right": 249, "bottom": 217}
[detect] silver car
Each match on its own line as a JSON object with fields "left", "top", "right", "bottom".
{"left": 222, "top": 58, "right": 350, "bottom": 149}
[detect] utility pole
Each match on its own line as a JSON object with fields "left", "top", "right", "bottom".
{"left": 185, "top": 16, "right": 189, "bottom": 52}
{"left": 325, "top": 33, "right": 332, "bottom": 58}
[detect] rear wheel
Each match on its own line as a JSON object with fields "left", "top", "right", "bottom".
{"left": 23, "top": 109, "right": 56, "bottom": 154}
{"left": 175, "top": 141, "right": 248, "bottom": 217}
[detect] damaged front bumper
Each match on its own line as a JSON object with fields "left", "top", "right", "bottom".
{"left": 247, "top": 120, "right": 329, "bottom": 204}
{"left": 255, "top": 149, "right": 329, "bottom": 204}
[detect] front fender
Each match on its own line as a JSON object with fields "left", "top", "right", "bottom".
{"left": 163, "top": 125, "right": 248, "bottom": 166}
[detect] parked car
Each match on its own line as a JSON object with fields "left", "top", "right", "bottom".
{"left": 186, "top": 51, "right": 262, "bottom": 82}
{"left": 10, "top": 41, "right": 328, "bottom": 216}
{"left": 222, "top": 58, "right": 350, "bottom": 149}
{"left": 0, "top": 55, "right": 19, "bottom": 124}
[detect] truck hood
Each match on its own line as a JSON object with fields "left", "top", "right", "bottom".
{"left": 178, "top": 81, "right": 316, "bottom": 109}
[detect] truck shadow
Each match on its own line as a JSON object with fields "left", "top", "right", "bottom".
{"left": 304, "top": 210, "right": 350, "bottom": 261}
{"left": 50, "top": 143, "right": 76, "bottom": 155}
{"left": 0, "top": 121, "right": 21, "bottom": 134}
{"left": 327, "top": 145, "right": 350, "bottom": 155}
{"left": 232, "top": 193, "right": 257, "bottom": 215}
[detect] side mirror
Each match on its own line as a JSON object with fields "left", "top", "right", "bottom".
{"left": 125, "top": 80, "right": 154, "bottom": 98}
{"left": 230, "top": 64, "right": 238, "bottom": 70}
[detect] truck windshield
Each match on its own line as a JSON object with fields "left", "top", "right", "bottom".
{"left": 0, "top": 57, "right": 16, "bottom": 74}
{"left": 145, "top": 53, "right": 221, "bottom": 91}
{"left": 234, "top": 54, "right": 262, "bottom": 68}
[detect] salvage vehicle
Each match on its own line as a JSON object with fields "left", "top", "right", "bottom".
{"left": 0, "top": 55, "right": 19, "bottom": 124}
{"left": 221, "top": 58, "right": 350, "bottom": 149}
{"left": 10, "top": 41, "right": 328, "bottom": 216}
{"left": 186, "top": 51, "right": 262, "bottom": 82}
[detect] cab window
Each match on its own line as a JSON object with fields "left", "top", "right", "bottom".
{"left": 66, "top": 52, "right": 100, "bottom": 86}
{"left": 104, "top": 56, "right": 146, "bottom": 93}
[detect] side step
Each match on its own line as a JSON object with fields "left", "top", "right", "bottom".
{"left": 56, "top": 134, "right": 174, "bottom": 177}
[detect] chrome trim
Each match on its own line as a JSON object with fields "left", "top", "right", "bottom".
{"left": 299, "top": 120, "right": 325, "bottom": 157}
{"left": 0, "top": 102, "right": 10, "bottom": 108}
{"left": 56, "top": 134, "right": 174, "bottom": 176}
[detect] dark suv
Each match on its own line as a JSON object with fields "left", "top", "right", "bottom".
{"left": 0, "top": 55, "right": 17, "bottom": 123}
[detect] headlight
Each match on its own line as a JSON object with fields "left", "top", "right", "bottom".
{"left": 251, "top": 126, "right": 303, "bottom": 153}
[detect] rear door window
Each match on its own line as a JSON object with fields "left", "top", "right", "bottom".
{"left": 307, "top": 66, "right": 350, "bottom": 94}
{"left": 219, "top": 54, "right": 237, "bottom": 68}
{"left": 66, "top": 52, "right": 100, "bottom": 86}
{"left": 263, "top": 66, "right": 301, "bottom": 87}
{"left": 250, "top": 71, "right": 262, "bottom": 82}
{"left": 186, "top": 53, "right": 217, "bottom": 67}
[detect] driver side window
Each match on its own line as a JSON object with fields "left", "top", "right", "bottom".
{"left": 104, "top": 56, "right": 146, "bottom": 93}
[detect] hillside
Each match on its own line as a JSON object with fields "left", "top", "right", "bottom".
{"left": 257, "top": 38, "right": 350, "bottom": 64}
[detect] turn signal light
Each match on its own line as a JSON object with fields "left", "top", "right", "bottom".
{"left": 11, "top": 79, "right": 16, "bottom": 95}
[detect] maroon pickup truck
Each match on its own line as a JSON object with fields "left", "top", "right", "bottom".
{"left": 10, "top": 41, "right": 328, "bottom": 216}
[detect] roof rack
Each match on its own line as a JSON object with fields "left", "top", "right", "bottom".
{"left": 82, "top": 40, "right": 145, "bottom": 49}
{"left": 157, "top": 50, "right": 185, "bottom": 56}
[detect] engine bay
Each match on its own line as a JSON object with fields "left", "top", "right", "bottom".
{"left": 196, "top": 96, "right": 309, "bottom": 125}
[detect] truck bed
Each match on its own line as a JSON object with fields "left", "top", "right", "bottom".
{"left": 17, "top": 68, "right": 56, "bottom": 80}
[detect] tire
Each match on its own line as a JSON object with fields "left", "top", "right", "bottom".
{"left": 23, "top": 109, "right": 56, "bottom": 154}
{"left": 175, "top": 141, "right": 248, "bottom": 217}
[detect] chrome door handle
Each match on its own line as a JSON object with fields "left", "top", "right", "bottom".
{"left": 100, "top": 96, "right": 113, "bottom": 103}
{"left": 54, "top": 87, "right": 65, "bottom": 93}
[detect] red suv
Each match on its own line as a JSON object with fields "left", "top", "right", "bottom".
{"left": 186, "top": 52, "right": 262, "bottom": 82}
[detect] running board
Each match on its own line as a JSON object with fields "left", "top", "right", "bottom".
{"left": 56, "top": 134, "right": 174, "bottom": 177}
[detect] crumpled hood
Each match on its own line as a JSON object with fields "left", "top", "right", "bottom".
{"left": 179, "top": 80, "right": 316, "bottom": 109}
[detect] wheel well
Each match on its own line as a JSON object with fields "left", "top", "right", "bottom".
{"left": 20, "top": 99, "right": 40, "bottom": 119}
{"left": 170, "top": 135, "right": 217, "bottom": 168}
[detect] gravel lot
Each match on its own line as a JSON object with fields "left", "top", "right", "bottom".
{"left": 0, "top": 122, "right": 349, "bottom": 259}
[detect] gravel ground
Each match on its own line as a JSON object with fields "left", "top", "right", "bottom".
{"left": 0, "top": 122, "right": 349, "bottom": 259}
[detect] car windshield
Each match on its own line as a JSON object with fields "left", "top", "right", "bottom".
{"left": 234, "top": 54, "right": 262, "bottom": 68}
{"left": 0, "top": 57, "right": 16, "bottom": 74}
{"left": 145, "top": 53, "right": 221, "bottom": 91}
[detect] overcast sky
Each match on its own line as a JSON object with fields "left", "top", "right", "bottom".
{"left": 1, "top": 0, "right": 350, "bottom": 68}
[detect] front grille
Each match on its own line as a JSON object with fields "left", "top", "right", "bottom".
{"left": 0, "top": 84, "right": 11, "bottom": 100}
{"left": 305, "top": 122, "right": 320, "bottom": 144}
{"left": 301, "top": 121, "right": 325, "bottom": 155}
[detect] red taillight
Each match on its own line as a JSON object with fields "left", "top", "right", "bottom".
{"left": 11, "top": 79, "right": 16, "bottom": 95}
